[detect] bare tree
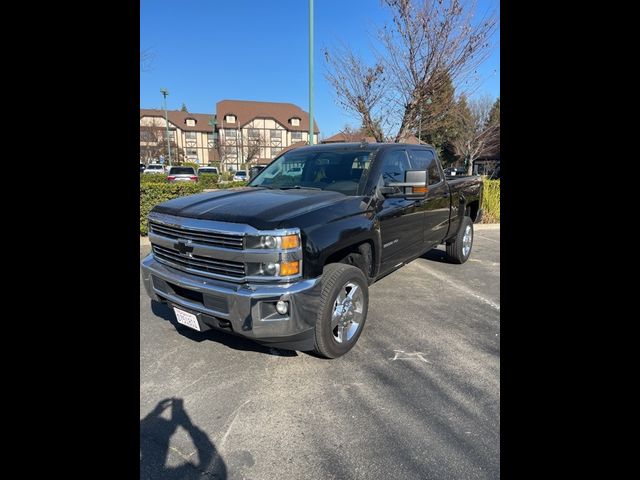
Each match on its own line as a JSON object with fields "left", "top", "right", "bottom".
{"left": 243, "top": 134, "right": 262, "bottom": 169}
{"left": 140, "top": 48, "right": 154, "bottom": 72}
{"left": 451, "top": 95, "right": 499, "bottom": 175}
{"left": 139, "top": 117, "right": 184, "bottom": 164}
{"left": 324, "top": 0, "right": 497, "bottom": 142}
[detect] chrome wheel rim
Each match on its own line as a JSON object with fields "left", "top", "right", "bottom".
{"left": 332, "top": 281, "right": 364, "bottom": 343}
{"left": 462, "top": 225, "right": 473, "bottom": 257}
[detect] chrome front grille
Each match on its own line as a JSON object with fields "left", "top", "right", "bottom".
{"left": 149, "top": 221, "right": 244, "bottom": 249}
{"left": 152, "top": 244, "right": 246, "bottom": 279}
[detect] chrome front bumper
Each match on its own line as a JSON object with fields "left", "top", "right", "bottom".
{"left": 141, "top": 254, "right": 322, "bottom": 350}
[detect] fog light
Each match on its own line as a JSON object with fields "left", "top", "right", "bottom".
{"left": 263, "top": 262, "right": 278, "bottom": 275}
{"left": 276, "top": 300, "right": 289, "bottom": 315}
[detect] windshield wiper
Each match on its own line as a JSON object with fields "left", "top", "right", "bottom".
{"left": 278, "top": 185, "right": 321, "bottom": 190}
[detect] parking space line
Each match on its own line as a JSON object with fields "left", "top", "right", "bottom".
{"left": 475, "top": 234, "right": 500, "bottom": 243}
{"left": 412, "top": 261, "right": 500, "bottom": 312}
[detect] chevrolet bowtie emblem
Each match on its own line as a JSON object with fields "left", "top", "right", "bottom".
{"left": 174, "top": 240, "right": 194, "bottom": 255}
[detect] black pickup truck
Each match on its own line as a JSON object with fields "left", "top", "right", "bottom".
{"left": 141, "top": 143, "right": 483, "bottom": 358}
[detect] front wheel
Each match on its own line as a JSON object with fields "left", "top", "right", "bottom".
{"left": 312, "top": 264, "right": 369, "bottom": 359}
{"left": 446, "top": 216, "right": 474, "bottom": 264}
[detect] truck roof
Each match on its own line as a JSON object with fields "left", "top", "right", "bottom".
{"left": 290, "top": 142, "right": 434, "bottom": 153}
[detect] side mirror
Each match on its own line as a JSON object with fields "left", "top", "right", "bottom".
{"left": 384, "top": 170, "right": 428, "bottom": 197}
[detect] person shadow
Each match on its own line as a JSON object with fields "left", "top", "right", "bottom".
{"left": 140, "top": 397, "right": 227, "bottom": 479}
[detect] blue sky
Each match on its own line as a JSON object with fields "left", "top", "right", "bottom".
{"left": 140, "top": 0, "right": 499, "bottom": 137}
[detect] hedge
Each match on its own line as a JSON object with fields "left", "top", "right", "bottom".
{"left": 481, "top": 179, "right": 500, "bottom": 223}
{"left": 140, "top": 173, "right": 168, "bottom": 183}
{"left": 198, "top": 173, "right": 219, "bottom": 188}
{"left": 140, "top": 182, "right": 204, "bottom": 235}
{"left": 217, "top": 181, "right": 248, "bottom": 189}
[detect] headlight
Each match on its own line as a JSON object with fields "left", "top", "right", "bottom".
{"left": 246, "top": 260, "right": 300, "bottom": 278}
{"left": 246, "top": 232, "right": 301, "bottom": 250}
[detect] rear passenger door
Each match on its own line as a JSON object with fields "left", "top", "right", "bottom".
{"left": 408, "top": 148, "right": 451, "bottom": 249}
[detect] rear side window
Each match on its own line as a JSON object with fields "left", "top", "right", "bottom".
{"left": 410, "top": 149, "right": 441, "bottom": 185}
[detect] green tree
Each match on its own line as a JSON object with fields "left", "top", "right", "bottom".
{"left": 416, "top": 70, "right": 459, "bottom": 166}
{"left": 181, "top": 103, "right": 188, "bottom": 112}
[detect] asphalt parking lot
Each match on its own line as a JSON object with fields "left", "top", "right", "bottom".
{"left": 140, "top": 225, "right": 500, "bottom": 480}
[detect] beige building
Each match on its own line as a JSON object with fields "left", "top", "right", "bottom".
{"left": 140, "top": 100, "right": 319, "bottom": 171}
{"left": 140, "top": 109, "right": 215, "bottom": 165}
{"left": 216, "top": 99, "right": 319, "bottom": 171}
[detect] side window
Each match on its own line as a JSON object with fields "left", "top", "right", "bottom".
{"left": 379, "top": 149, "right": 410, "bottom": 184}
{"left": 410, "top": 149, "right": 441, "bottom": 185}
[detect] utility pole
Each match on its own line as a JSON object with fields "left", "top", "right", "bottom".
{"left": 308, "top": 0, "right": 314, "bottom": 145}
{"left": 160, "top": 88, "right": 172, "bottom": 166}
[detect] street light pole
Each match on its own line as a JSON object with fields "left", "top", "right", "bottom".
{"left": 308, "top": 0, "right": 314, "bottom": 145}
{"left": 160, "top": 88, "right": 172, "bottom": 166}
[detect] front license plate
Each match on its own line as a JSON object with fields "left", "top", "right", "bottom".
{"left": 173, "top": 307, "right": 201, "bottom": 331}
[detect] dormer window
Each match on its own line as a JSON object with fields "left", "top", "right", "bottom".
{"left": 185, "top": 118, "right": 196, "bottom": 127}
{"left": 225, "top": 114, "right": 236, "bottom": 123}
{"left": 289, "top": 117, "right": 301, "bottom": 127}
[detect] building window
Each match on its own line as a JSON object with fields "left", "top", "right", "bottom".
{"left": 248, "top": 129, "right": 260, "bottom": 139}
{"left": 271, "top": 146, "right": 281, "bottom": 157}
{"left": 291, "top": 131, "right": 303, "bottom": 141}
{"left": 186, "top": 148, "right": 198, "bottom": 156}
{"left": 289, "top": 117, "right": 301, "bottom": 126}
{"left": 185, "top": 118, "right": 196, "bottom": 127}
{"left": 225, "top": 115, "right": 236, "bottom": 123}
{"left": 186, "top": 131, "right": 197, "bottom": 139}
{"left": 270, "top": 130, "right": 282, "bottom": 141}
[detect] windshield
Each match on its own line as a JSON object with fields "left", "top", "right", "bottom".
{"left": 248, "top": 148, "right": 373, "bottom": 196}
{"left": 169, "top": 167, "right": 195, "bottom": 175}
{"left": 147, "top": 165, "right": 163, "bottom": 170}
{"left": 235, "top": 171, "right": 247, "bottom": 176}
{"left": 199, "top": 168, "right": 216, "bottom": 174}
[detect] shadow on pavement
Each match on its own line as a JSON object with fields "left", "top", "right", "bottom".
{"left": 421, "top": 248, "right": 450, "bottom": 262}
{"left": 140, "top": 398, "right": 226, "bottom": 479}
{"left": 150, "top": 300, "right": 298, "bottom": 357}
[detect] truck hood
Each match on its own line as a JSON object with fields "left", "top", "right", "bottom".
{"left": 152, "top": 187, "right": 364, "bottom": 230}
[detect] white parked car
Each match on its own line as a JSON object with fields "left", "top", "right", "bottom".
{"left": 143, "top": 163, "right": 166, "bottom": 174}
{"left": 232, "top": 170, "right": 247, "bottom": 181}
{"left": 197, "top": 167, "right": 219, "bottom": 176}
{"left": 167, "top": 166, "right": 198, "bottom": 183}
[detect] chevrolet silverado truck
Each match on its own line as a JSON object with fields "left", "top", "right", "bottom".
{"left": 141, "top": 143, "right": 483, "bottom": 358}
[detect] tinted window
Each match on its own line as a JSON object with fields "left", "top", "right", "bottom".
{"left": 380, "top": 149, "right": 410, "bottom": 183}
{"left": 198, "top": 168, "right": 217, "bottom": 174}
{"left": 410, "top": 149, "right": 441, "bottom": 185}
{"left": 147, "top": 165, "right": 163, "bottom": 170}
{"left": 169, "top": 167, "right": 195, "bottom": 175}
{"left": 249, "top": 148, "right": 373, "bottom": 196}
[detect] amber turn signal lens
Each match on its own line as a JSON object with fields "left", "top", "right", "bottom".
{"left": 412, "top": 186, "right": 428, "bottom": 194}
{"left": 280, "top": 234, "right": 300, "bottom": 249}
{"left": 280, "top": 261, "right": 300, "bottom": 276}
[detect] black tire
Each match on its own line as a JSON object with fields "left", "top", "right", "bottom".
{"left": 312, "top": 263, "right": 369, "bottom": 359}
{"left": 446, "top": 216, "right": 474, "bottom": 264}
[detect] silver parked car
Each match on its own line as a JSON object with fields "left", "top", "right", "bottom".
{"left": 232, "top": 170, "right": 247, "bottom": 181}
{"left": 167, "top": 166, "right": 198, "bottom": 183}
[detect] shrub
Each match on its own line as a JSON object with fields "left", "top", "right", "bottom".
{"left": 198, "top": 173, "right": 219, "bottom": 188}
{"left": 218, "top": 181, "right": 248, "bottom": 189}
{"left": 140, "top": 173, "right": 167, "bottom": 184}
{"left": 140, "top": 182, "right": 204, "bottom": 235}
{"left": 220, "top": 171, "right": 235, "bottom": 181}
{"left": 481, "top": 179, "right": 500, "bottom": 223}
{"left": 181, "top": 162, "right": 200, "bottom": 170}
